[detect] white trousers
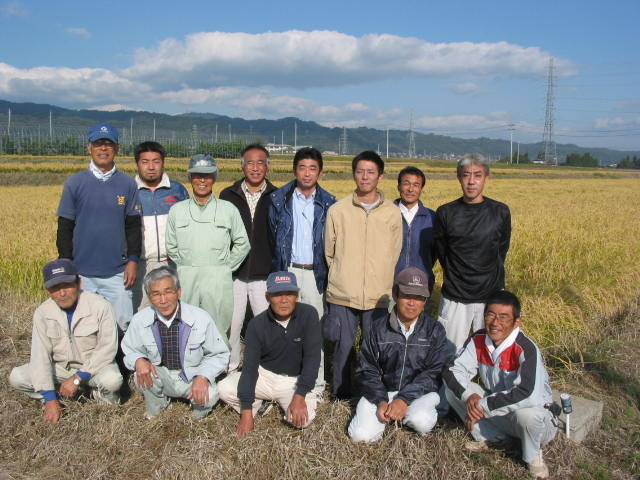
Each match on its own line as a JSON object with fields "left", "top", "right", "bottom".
{"left": 445, "top": 383, "right": 557, "bottom": 463}
{"left": 229, "top": 278, "right": 269, "bottom": 372}
{"left": 9, "top": 362, "right": 122, "bottom": 405}
{"left": 348, "top": 391, "right": 440, "bottom": 442}
{"left": 218, "top": 366, "right": 318, "bottom": 428}
{"left": 437, "top": 298, "right": 485, "bottom": 355}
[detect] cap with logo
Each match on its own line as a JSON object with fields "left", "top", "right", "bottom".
{"left": 394, "top": 267, "right": 430, "bottom": 299}
{"left": 266, "top": 271, "right": 300, "bottom": 293}
{"left": 88, "top": 123, "right": 119, "bottom": 143}
{"left": 188, "top": 154, "right": 218, "bottom": 175}
{"left": 43, "top": 258, "right": 79, "bottom": 289}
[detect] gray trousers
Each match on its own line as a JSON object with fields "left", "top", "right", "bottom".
{"left": 445, "top": 383, "right": 557, "bottom": 463}
{"left": 9, "top": 362, "right": 122, "bottom": 405}
{"left": 135, "top": 365, "right": 219, "bottom": 418}
{"left": 323, "top": 303, "right": 387, "bottom": 399}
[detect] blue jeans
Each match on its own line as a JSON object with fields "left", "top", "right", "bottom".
{"left": 81, "top": 273, "right": 133, "bottom": 332}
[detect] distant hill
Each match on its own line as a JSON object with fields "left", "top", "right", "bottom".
{"left": 0, "top": 99, "right": 636, "bottom": 165}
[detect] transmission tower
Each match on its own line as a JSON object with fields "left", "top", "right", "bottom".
{"left": 408, "top": 111, "right": 416, "bottom": 159}
{"left": 340, "top": 126, "right": 348, "bottom": 155}
{"left": 542, "top": 58, "right": 557, "bottom": 165}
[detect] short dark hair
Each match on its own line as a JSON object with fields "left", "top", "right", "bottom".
{"left": 352, "top": 150, "right": 384, "bottom": 174}
{"left": 398, "top": 166, "right": 426, "bottom": 187}
{"left": 293, "top": 147, "right": 323, "bottom": 171}
{"left": 240, "top": 143, "right": 270, "bottom": 166}
{"left": 134, "top": 141, "right": 165, "bottom": 162}
{"left": 485, "top": 290, "right": 521, "bottom": 319}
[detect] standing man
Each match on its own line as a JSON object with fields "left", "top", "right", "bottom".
{"left": 132, "top": 141, "right": 189, "bottom": 312}
{"left": 269, "top": 147, "right": 336, "bottom": 395}
{"left": 9, "top": 259, "right": 122, "bottom": 423}
{"left": 166, "top": 154, "right": 250, "bottom": 339}
{"left": 443, "top": 290, "right": 556, "bottom": 479}
{"left": 394, "top": 166, "right": 436, "bottom": 293}
{"left": 324, "top": 150, "right": 402, "bottom": 399}
{"left": 220, "top": 144, "right": 277, "bottom": 372}
{"left": 218, "top": 271, "right": 322, "bottom": 434}
{"left": 122, "top": 266, "right": 229, "bottom": 420}
{"left": 434, "top": 154, "right": 511, "bottom": 353}
{"left": 348, "top": 268, "right": 448, "bottom": 442}
{"left": 56, "top": 123, "right": 141, "bottom": 332}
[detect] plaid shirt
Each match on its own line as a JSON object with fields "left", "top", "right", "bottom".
{"left": 241, "top": 180, "right": 267, "bottom": 220}
{"left": 155, "top": 307, "right": 182, "bottom": 370}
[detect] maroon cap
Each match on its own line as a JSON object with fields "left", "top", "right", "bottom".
{"left": 394, "top": 267, "right": 429, "bottom": 299}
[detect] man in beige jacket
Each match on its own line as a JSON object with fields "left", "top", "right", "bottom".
{"left": 9, "top": 259, "right": 122, "bottom": 423}
{"left": 324, "top": 150, "right": 402, "bottom": 399}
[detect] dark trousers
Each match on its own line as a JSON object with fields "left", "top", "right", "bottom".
{"left": 323, "top": 303, "right": 387, "bottom": 399}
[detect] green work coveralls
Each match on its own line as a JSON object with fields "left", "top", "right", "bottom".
{"left": 166, "top": 196, "right": 250, "bottom": 338}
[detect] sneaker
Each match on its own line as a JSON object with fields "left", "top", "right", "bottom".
{"left": 528, "top": 453, "right": 549, "bottom": 479}
{"left": 91, "top": 388, "right": 120, "bottom": 406}
{"left": 256, "top": 401, "right": 273, "bottom": 417}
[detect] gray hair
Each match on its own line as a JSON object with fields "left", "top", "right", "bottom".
{"left": 457, "top": 153, "right": 490, "bottom": 177}
{"left": 240, "top": 143, "right": 270, "bottom": 168}
{"left": 143, "top": 266, "right": 181, "bottom": 296}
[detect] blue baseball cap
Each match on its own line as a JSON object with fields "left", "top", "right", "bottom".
{"left": 88, "top": 123, "right": 119, "bottom": 143}
{"left": 266, "top": 271, "right": 300, "bottom": 293}
{"left": 43, "top": 259, "right": 79, "bottom": 289}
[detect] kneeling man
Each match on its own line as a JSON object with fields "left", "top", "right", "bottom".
{"left": 122, "top": 266, "right": 229, "bottom": 419}
{"left": 219, "top": 271, "right": 321, "bottom": 434}
{"left": 443, "top": 290, "right": 556, "bottom": 479}
{"left": 9, "top": 259, "right": 122, "bottom": 423}
{"left": 348, "top": 267, "right": 448, "bottom": 441}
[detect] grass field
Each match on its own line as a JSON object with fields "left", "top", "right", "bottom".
{"left": 0, "top": 157, "right": 639, "bottom": 479}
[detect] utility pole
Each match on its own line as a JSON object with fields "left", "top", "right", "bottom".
{"left": 215, "top": 123, "right": 218, "bottom": 143}
{"left": 517, "top": 142, "right": 520, "bottom": 164}
{"left": 228, "top": 124, "right": 232, "bottom": 141}
{"left": 340, "top": 127, "right": 348, "bottom": 155}
{"left": 281, "top": 130, "right": 284, "bottom": 147}
{"left": 542, "top": 57, "right": 558, "bottom": 165}
{"left": 408, "top": 111, "right": 416, "bottom": 159}
{"left": 130, "top": 117, "right": 133, "bottom": 143}
{"left": 507, "top": 123, "right": 515, "bottom": 163}
{"left": 294, "top": 122, "right": 297, "bottom": 150}
{"left": 49, "top": 110, "right": 53, "bottom": 139}
{"left": 386, "top": 128, "right": 389, "bottom": 158}
{"left": 7, "top": 108, "right": 11, "bottom": 135}
{"left": 152, "top": 118, "right": 156, "bottom": 141}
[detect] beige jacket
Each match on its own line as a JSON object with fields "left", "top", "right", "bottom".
{"left": 29, "top": 290, "right": 119, "bottom": 392}
{"left": 324, "top": 191, "right": 402, "bottom": 310}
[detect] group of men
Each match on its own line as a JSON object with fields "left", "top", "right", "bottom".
{"left": 8, "top": 122, "right": 557, "bottom": 478}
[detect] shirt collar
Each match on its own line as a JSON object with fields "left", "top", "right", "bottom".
{"left": 89, "top": 160, "right": 117, "bottom": 181}
{"left": 154, "top": 302, "right": 182, "bottom": 327}
{"left": 398, "top": 202, "right": 419, "bottom": 215}
{"left": 294, "top": 187, "right": 316, "bottom": 201}
{"left": 485, "top": 326, "right": 521, "bottom": 363}
{"left": 135, "top": 172, "right": 171, "bottom": 190}
{"left": 241, "top": 179, "right": 267, "bottom": 196}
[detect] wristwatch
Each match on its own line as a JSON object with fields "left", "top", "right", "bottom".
{"left": 73, "top": 375, "right": 81, "bottom": 386}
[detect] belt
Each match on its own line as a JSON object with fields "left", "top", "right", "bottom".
{"left": 291, "top": 262, "right": 314, "bottom": 270}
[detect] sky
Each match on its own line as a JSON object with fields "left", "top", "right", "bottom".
{"left": 0, "top": 0, "right": 639, "bottom": 151}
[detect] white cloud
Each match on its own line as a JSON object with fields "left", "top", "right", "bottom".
{"left": 66, "top": 27, "right": 91, "bottom": 39}
{"left": 123, "top": 30, "right": 576, "bottom": 89}
{"left": 0, "top": 62, "right": 148, "bottom": 105}
{"left": 2, "top": 0, "right": 29, "bottom": 16}
{"left": 449, "top": 82, "right": 483, "bottom": 95}
{"left": 90, "top": 104, "right": 142, "bottom": 112}
{"left": 594, "top": 116, "right": 640, "bottom": 128}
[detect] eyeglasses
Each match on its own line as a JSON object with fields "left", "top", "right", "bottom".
{"left": 149, "top": 289, "right": 178, "bottom": 299}
{"left": 484, "top": 312, "right": 514, "bottom": 323}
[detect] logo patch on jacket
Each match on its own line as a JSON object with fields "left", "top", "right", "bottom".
{"left": 117, "top": 195, "right": 126, "bottom": 205}
{"left": 163, "top": 195, "right": 178, "bottom": 205}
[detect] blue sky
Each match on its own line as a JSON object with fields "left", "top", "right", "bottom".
{"left": 1, "top": 0, "right": 639, "bottom": 150}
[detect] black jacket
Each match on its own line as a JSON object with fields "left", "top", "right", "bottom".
{"left": 357, "top": 310, "right": 448, "bottom": 406}
{"left": 434, "top": 197, "right": 511, "bottom": 303}
{"left": 220, "top": 179, "right": 277, "bottom": 281}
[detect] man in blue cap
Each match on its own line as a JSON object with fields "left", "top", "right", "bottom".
{"left": 9, "top": 259, "right": 122, "bottom": 423}
{"left": 56, "top": 123, "right": 141, "bottom": 333}
{"left": 218, "top": 271, "right": 322, "bottom": 435}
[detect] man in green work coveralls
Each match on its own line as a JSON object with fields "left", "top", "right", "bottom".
{"left": 166, "top": 154, "right": 250, "bottom": 338}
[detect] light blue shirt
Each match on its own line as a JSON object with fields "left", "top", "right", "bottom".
{"left": 291, "top": 188, "right": 315, "bottom": 264}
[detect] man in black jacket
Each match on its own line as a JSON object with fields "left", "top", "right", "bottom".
{"left": 220, "top": 143, "right": 277, "bottom": 372}
{"left": 218, "top": 271, "right": 322, "bottom": 435}
{"left": 348, "top": 268, "right": 448, "bottom": 442}
{"left": 434, "top": 154, "right": 511, "bottom": 354}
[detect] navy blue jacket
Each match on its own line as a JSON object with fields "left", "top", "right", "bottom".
{"left": 394, "top": 199, "right": 436, "bottom": 292}
{"left": 268, "top": 180, "right": 336, "bottom": 293}
{"left": 357, "top": 310, "right": 448, "bottom": 406}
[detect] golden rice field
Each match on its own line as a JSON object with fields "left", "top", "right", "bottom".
{"left": 1, "top": 161, "right": 639, "bottom": 364}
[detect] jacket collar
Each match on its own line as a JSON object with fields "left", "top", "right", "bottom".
{"left": 388, "top": 307, "right": 423, "bottom": 334}
{"left": 135, "top": 172, "right": 171, "bottom": 190}
{"left": 279, "top": 179, "right": 335, "bottom": 206}
{"left": 352, "top": 189, "right": 386, "bottom": 210}
{"left": 266, "top": 304, "right": 298, "bottom": 325}
{"left": 393, "top": 198, "right": 430, "bottom": 216}
{"left": 231, "top": 177, "right": 276, "bottom": 196}
{"left": 144, "top": 301, "right": 194, "bottom": 327}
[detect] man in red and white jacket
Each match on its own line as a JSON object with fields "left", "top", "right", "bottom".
{"left": 443, "top": 290, "right": 556, "bottom": 479}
